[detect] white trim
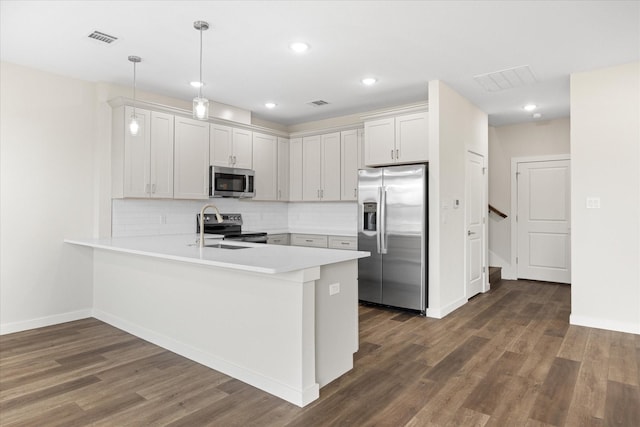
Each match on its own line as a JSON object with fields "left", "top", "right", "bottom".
{"left": 510, "top": 154, "right": 571, "bottom": 280}
{"left": 359, "top": 102, "right": 429, "bottom": 121}
{"left": 93, "top": 309, "right": 320, "bottom": 407}
{"left": 426, "top": 296, "right": 467, "bottom": 319}
{"left": 465, "top": 150, "right": 489, "bottom": 297}
{"left": 570, "top": 314, "right": 640, "bottom": 335}
{"left": 0, "top": 309, "right": 92, "bottom": 335}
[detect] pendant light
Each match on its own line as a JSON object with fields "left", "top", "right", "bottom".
{"left": 193, "top": 20, "right": 210, "bottom": 120}
{"left": 128, "top": 55, "right": 142, "bottom": 135}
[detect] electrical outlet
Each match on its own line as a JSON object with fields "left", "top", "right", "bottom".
{"left": 329, "top": 283, "right": 340, "bottom": 296}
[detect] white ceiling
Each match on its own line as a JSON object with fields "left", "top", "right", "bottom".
{"left": 1, "top": 1, "right": 638, "bottom": 127}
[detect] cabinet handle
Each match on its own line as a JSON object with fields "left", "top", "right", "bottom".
{"left": 305, "top": 239, "right": 313, "bottom": 243}
{"left": 396, "top": 149, "right": 399, "bottom": 159}
{"left": 145, "top": 183, "right": 150, "bottom": 194}
{"left": 354, "top": 188, "right": 357, "bottom": 198}
{"left": 278, "top": 189, "right": 282, "bottom": 199}
{"left": 151, "top": 184, "right": 156, "bottom": 193}
{"left": 391, "top": 149, "right": 394, "bottom": 159}
{"left": 233, "top": 155, "right": 237, "bottom": 165}
{"left": 229, "top": 155, "right": 232, "bottom": 165}
{"left": 341, "top": 242, "right": 349, "bottom": 245}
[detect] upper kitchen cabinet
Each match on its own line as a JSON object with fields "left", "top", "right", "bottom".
{"left": 112, "top": 105, "right": 174, "bottom": 199}
{"left": 289, "top": 137, "right": 303, "bottom": 201}
{"left": 210, "top": 124, "right": 252, "bottom": 169}
{"left": 364, "top": 111, "right": 428, "bottom": 166}
{"left": 277, "top": 137, "right": 290, "bottom": 201}
{"left": 174, "top": 117, "right": 210, "bottom": 199}
{"left": 252, "top": 132, "right": 278, "bottom": 201}
{"left": 302, "top": 132, "right": 341, "bottom": 201}
{"left": 340, "top": 129, "right": 363, "bottom": 201}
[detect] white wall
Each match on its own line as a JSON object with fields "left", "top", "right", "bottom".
{"left": 488, "top": 118, "right": 570, "bottom": 278}
{"left": 0, "top": 62, "right": 96, "bottom": 333}
{"left": 428, "top": 80, "right": 488, "bottom": 318}
{"left": 570, "top": 61, "right": 640, "bottom": 334}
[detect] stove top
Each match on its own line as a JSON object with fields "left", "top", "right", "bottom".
{"left": 197, "top": 213, "right": 267, "bottom": 243}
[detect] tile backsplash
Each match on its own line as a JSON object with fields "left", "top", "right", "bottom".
{"left": 112, "top": 199, "right": 357, "bottom": 237}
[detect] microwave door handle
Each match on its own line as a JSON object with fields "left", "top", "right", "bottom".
{"left": 244, "top": 175, "right": 249, "bottom": 193}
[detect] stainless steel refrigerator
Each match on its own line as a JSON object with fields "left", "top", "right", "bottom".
{"left": 358, "top": 164, "right": 428, "bottom": 313}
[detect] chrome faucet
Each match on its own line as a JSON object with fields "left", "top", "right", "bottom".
{"left": 199, "top": 204, "right": 223, "bottom": 248}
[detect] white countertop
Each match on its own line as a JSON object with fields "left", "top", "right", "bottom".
{"left": 65, "top": 234, "right": 369, "bottom": 275}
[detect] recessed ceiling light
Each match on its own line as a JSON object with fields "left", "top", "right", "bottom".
{"left": 532, "top": 113, "right": 542, "bottom": 119}
{"left": 265, "top": 102, "right": 277, "bottom": 109}
{"left": 190, "top": 81, "right": 204, "bottom": 88}
{"left": 289, "top": 42, "right": 309, "bottom": 53}
{"left": 523, "top": 104, "right": 537, "bottom": 111}
{"left": 361, "top": 77, "right": 377, "bottom": 86}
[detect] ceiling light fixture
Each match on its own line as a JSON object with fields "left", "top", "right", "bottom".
{"left": 193, "top": 20, "right": 210, "bottom": 120}
{"left": 289, "top": 42, "right": 309, "bottom": 53}
{"left": 265, "top": 102, "right": 277, "bottom": 109}
{"left": 532, "top": 113, "right": 542, "bottom": 119}
{"left": 523, "top": 104, "right": 537, "bottom": 112}
{"left": 190, "top": 81, "right": 204, "bottom": 88}
{"left": 128, "top": 55, "right": 141, "bottom": 136}
{"left": 361, "top": 77, "right": 377, "bottom": 86}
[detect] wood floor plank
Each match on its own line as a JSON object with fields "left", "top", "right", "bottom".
{"left": 603, "top": 380, "right": 640, "bottom": 426}
{"left": 556, "top": 325, "right": 589, "bottom": 361}
{"left": 528, "top": 357, "right": 581, "bottom": 426}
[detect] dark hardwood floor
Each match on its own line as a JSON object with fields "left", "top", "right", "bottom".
{"left": 1, "top": 280, "right": 639, "bottom": 426}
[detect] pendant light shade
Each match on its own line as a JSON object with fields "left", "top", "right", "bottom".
{"left": 128, "top": 55, "right": 142, "bottom": 136}
{"left": 193, "top": 20, "right": 210, "bottom": 120}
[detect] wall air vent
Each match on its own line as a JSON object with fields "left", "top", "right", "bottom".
{"left": 474, "top": 65, "right": 537, "bottom": 92}
{"left": 308, "top": 100, "right": 330, "bottom": 107}
{"left": 88, "top": 30, "right": 118, "bottom": 44}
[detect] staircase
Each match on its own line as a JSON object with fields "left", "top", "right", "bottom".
{"left": 489, "top": 266, "right": 502, "bottom": 287}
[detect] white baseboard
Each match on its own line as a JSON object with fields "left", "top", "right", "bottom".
{"left": 0, "top": 309, "right": 93, "bottom": 335}
{"left": 488, "top": 250, "right": 517, "bottom": 280}
{"left": 92, "top": 309, "right": 319, "bottom": 407}
{"left": 570, "top": 314, "right": 640, "bottom": 335}
{"left": 426, "top": 296, "right": 467, "bottom": 319}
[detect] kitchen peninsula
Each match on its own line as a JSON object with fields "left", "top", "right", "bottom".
{"left": 66, "top": 235, "right": 369, "bottom": 407}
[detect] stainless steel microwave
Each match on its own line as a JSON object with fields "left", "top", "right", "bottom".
{"left": 209, "top": 166, "right": 255, "bottom": 198}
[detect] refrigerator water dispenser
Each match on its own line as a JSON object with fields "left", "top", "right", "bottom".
{"left": 363, "top": 203, "right": 377, "bottom": 231}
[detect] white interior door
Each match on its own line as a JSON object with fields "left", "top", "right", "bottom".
{"left": 466, "top": 151, "right": 485, "bottom": 298}
{"left": 517, "top": 159, "right": 571, "bottom": 283}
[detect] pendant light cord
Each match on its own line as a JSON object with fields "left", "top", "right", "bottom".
{"left": 199, "top": 25, "right": 203, "bottom": 99}
{"left": 133, "top": 60, "right": 137, "bottom": 116}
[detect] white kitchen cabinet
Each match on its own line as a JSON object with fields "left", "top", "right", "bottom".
{"left": 289, "top": 137, "right": 303, "bottom": 201}
{"left": 277, "top": 137, "right": 290, "bottom": 201}
{"left": 210, "top": 124, "right": 253, "bottom": 169}
{"left": 328, "top": 236, "right": 358, "bottom": 251}
{"left": 302, "top": 132, "right": 341, "bottom": 201}
{"left": 291, "top": 234, "right": 328, "bottom": 248}
{"left": 340, "top": 129, "right": 363, "bottom": 201}
{"left": 174, "top": 116, "right": 210, "bottom": 199}
{"left": 112, "top": 106, "right": 174, "bottom": 199}
{"left": 364, "top": 112, "right": 428, "bottom": 166}
{"left": 267, "top": 233, "right": 290, "bottom": 245}
{"left": 252, "top": 132, "right": 278, "bottom": 201}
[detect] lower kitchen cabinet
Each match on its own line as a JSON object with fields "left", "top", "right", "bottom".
{"left": 328, "top": 236, "right": 358, "bottom": 251}
{"left": 267, "top": 234, "right": 290, "bottom": 245}
{"left": 291, "top": 234, "right": 328, "bottom": 248}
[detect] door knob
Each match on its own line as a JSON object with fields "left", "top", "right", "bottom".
{"left": 468, "top": 230, "right": 476, "bottom": 236}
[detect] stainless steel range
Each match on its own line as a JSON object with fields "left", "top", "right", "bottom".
{"left": 196, "top": 213, "right": 268, "bottom": 243}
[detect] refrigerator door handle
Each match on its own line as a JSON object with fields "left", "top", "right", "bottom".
{"left": 380, "top": 186, "right": 387, "bottom": 254}
{"left": 376, "top": 187, "right": 382, "bottom": 254}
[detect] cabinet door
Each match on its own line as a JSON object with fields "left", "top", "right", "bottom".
{"left": 232, "top": 128, "right": 253, "bottom": 169}
{"left": 174, "top": 117, "right": 210, "bottom": 199}
{"left": 277, "top": 137, "right": 290, "bottom": 201}
{"left": 252, "top": 132, "right": 277, "bottom": 201}
{"left": 302, "top": 135, "right": 322, "bottom": 201}
{"left": 289, "top": 138, "right": 303, "bottom": 201}
{"left": 123, "top": 107, "right": 151, "bottom": 198}
{"left": 340, "top": 129, "right": 359, "bottom": 201}
{"left": 396, "top": 112, "right": 428, "bottom": 163}
{"left": 364, "top": 117, "right": 395, "bottom": 166}
{"left": 210, "top": 124, "right": 232, "bottom": 167}
{"left": 321, "top": 132, "right": 341, "bottom": 201}
{"left": 149, "top": 111, "right": 174, "bottom": 198}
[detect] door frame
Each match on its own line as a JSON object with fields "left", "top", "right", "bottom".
{"left": 465, "top": 150, "right": 489, "bottom": 297}
{"left": 510, "top": 154, "right": 571, "bottom": 278}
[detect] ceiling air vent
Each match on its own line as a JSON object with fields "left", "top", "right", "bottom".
{"left": 308, "top": 100, "right": 329, "bottom": 107}
{"left": 474, "top": 65, "right": 537, "bottom": 92}
{"left": 88, "top": 30, "right": 118, "bottom": 44}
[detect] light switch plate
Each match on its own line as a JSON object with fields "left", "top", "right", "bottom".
{"left": 586, "top": 197, "right": 601, "bottom": 209}
{"left": 329, "top": 283, "right": 340, "bottom": 296}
